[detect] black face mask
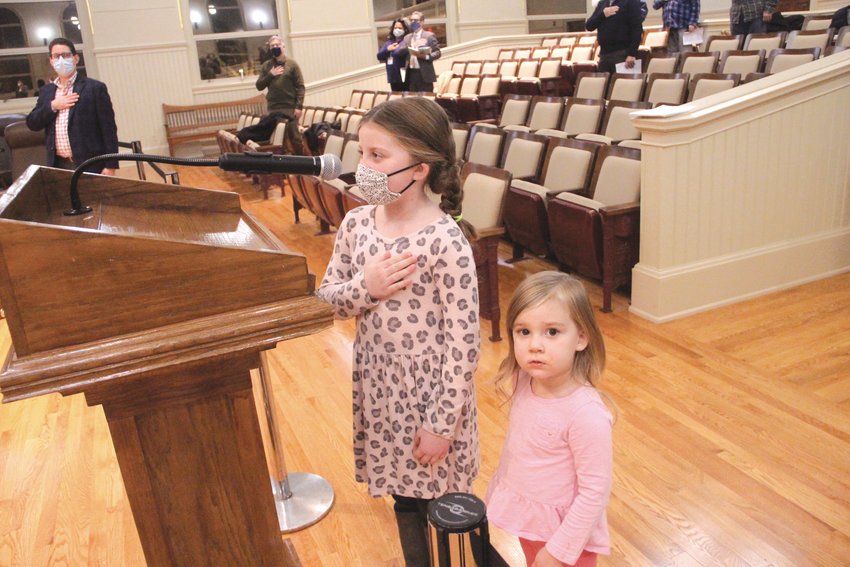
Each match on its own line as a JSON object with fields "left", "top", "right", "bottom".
{"left": 271, "top": 46, "right": 282, "bottom": 57}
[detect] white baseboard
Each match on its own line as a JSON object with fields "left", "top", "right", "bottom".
{"left": 630, "top": 228, "right": 850, "bottom": 322}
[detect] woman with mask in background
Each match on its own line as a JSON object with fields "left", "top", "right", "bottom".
{"left": 377, "top": 18, "right": 410, "bottom": 92}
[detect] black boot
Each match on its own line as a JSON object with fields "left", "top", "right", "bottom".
{"left": 392, "top": 495, "right": 432, "bottom": 567}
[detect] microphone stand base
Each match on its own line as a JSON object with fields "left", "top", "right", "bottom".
{"left": 271, "top": 472, "right": 335, "bottom": 533}
{"left": 64, "top": 206, "right": 93, "bottom": 216}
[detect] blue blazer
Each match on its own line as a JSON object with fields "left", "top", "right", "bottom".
{"left": 377, "top": 39, "right": 408, "bottom": 85}
{"left": 26, "top": 75, "right": 119, "bottom": 172}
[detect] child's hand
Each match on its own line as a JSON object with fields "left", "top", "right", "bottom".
{"left": 532, "top": 547, "right": 565, "bottom": 567}
{"left": 364, "top": 251, "right": 417, "bottom": 300}
{"left": 412, "top": 428, "right": 451, "bottom": 465}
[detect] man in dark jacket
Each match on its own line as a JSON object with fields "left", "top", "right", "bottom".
{"left": 402, "top": 11, "right": 442, "bottom": 92}
{"left": 255, "top": 35, "right": 306, "bottom": 154}
{"left": 586, "top": 0, "right": 644, "bottom": 74}
{"left": 26, "top": 37, "right": 118, "bottom": 174}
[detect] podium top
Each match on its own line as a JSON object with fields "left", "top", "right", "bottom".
{"left": 0, "top": 166, "right": 323, "bottom": 359}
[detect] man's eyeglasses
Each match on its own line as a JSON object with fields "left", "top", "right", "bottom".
{"left": 50, "top": 53, "right": 74, "bottom": 61}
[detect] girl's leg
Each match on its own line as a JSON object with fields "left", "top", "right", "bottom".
{"left": 518, "top": 539, "right": 598, "bottom": 567}
{"left": 519, "top": 538, "right": 546, "bottom": 566}
{"left": 392, "top": 494, "right": 432, "bottom": 567}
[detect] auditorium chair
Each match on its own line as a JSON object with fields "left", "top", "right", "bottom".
{"left": 373, "top": 91, "right": 390, "bottom": 106}
{"left": 498, "top": 130, "right": 549, "bottom": 183}
{"left": 5, "top": 120, "right": 47, "bottom": 181}
{"left": 573, "top": 72, "right": 610, "bottom": 99}
{"left": 802, "top": 14, "right": 834, "bottom": 31}
{"left": 687, "top": 73, "right": 740, "bottom": 101}
{"left": 459, "top": 162, "right": 512, "bottom": 341}
{"left": 451, "top": 122, "right": 471, "bottom": 161}
{"left": 524, "top": 96, "right": 566, "bottom": 131}
{"left": 454, "top": 74, "right": 501, "bottom": 122}
{"left": 547, "top": 145, "right": 642, "bottom": 311}
{"left": 577, "top": 100, "right": 652, "bottom": 145}
{"left": 785, "top": 29, "right": 833, "bottom": 51}
{"left": 641, "top": 29, "right": 669, "bottom": 52}
{"left": 503, "top": 137, "right": 601, "bottom": 261}
{"left": 561, "top": 97, "right": 606, "bottom": 137}
{"left": 718, "top": 49, "right": 766, "bottom": 75}
{"left": 470, "top": 94, "right": 533, "bottom": 128}
{"left": 646, "top": 52, "right": 679, "bottom": 74}
{"left": 764, "top": 48, "right": 820, "bottom": 74}
{"left": 678, "top": 51, "right": 719, "bottom": 74}
{"left": 465, "top": 60, "right": 484, "bottom": 75}
{"left": 464, "top": 124, "right": 506, "bottom": 167}
{"left": 743, "top": 32, "right": 786, "bottom": 52}
{"left": 317, "top": 133, "right": 360, "bottom": 228}
{"left": 644, "top": 73, "right": 690, "bottom": 106}
{"left": 607, "top": 73, "right": 647, "bottom": 102}
{"left": 704, "top": 35, "right": 744, "bottom": 54}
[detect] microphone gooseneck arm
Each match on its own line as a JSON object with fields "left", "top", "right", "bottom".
{"left": 66, "top": 153, "right": 227, "bottom": 216}
{"left": 65, "top": 151, "right": 340, "bottom": 216}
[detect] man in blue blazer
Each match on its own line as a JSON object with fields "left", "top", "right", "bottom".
{"left": 26, "top": 37, "right": 119, "bottom": 175}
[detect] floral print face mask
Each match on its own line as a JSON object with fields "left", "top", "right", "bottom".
{"left": 355, "top": 162, "right": 421, "bottom": 205}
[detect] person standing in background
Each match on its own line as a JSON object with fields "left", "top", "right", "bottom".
{"left": 402, "top": 11, "right": 441, "bottom": 93}
{"left": 255, "top": 35, "right": 306, "bottom": 154}
{"left": 653, "top": 0, "right": 700, "bottom": 53}
{"left": 586, "top": 0, "right": 644, "bottom": 73}
{"left": 378, "top": 18, "right": 410, "bottom": 92}
{"left": 729, "top": 0, "right": 777, "bottom": 36}
{"left": 26, "top": 37, "right": 118, "bottom": 174}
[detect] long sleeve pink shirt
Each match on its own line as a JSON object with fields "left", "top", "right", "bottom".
{"left": 485, "top": 372, "right": 613, "bottom": 565}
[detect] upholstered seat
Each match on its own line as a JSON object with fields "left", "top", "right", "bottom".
{"left": 644, "top": 73, "right": 690, "bottom": 106}
{"left": 561, "top": 97, "right": 606, "bottom": 137}
{"left": 503, "top": 138, "right": 601, "bottom": 260}
{"left": 547, "top": 145, "right": 642, "bottom": 311}
{"left": 764, "top": 48, "right": 820, "bottom": 74}
{"left": 688, "top": 73, "right": 740, "bottom": 100}
{"left": 718, "top": 49, "right": 766, "bottom": 75}
{"left": 678, "top": 51, "right": 719, "bottom": 74}
{"left": 460, "top": 162, "right": 512, "bottom": 341}
{"left": 607, "top": 73, "right": 647, "bottom": 102}
{"left": 464, "top": 124, "right": 506, "bottom": 167}
{"left": 573, "top": 72, "right": 609, "bottom": 99}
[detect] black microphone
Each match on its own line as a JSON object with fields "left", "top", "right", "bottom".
{"left": 218, "top": 152, "right": 342, "bottom": 180}
{"left": 63, "top": 152, "right": 343, "bottom": 215}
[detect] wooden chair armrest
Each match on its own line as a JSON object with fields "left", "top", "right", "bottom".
{"left": 476, "top": 226, "right": 507, "bottom": 239}
{"left": 599, "top": 202, "right": 640, "bottom": 217}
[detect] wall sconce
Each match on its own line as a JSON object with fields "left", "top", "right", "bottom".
{"left": 190, "top": 10, "right": 202, "bottom": 30}
{"left": 37, "top": 27, "right": 51, "bottom": 46}
{"left": 252, "top": 10, "right": 266, "bottom": 29}
{"left": 207, "top": 4, "right": 217, "bottom": 15}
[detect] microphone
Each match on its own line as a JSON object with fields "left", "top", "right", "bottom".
{"left": 63, "top": 151, "right": 342, "bottom": 216}
{"left": 218, "top": 152, "right": 342, "bottom": 180}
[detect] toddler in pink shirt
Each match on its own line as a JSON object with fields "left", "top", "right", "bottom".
{"left": 486, "top": 272, "right": 613, "bottom": 567}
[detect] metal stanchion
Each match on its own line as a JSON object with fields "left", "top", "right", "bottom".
{"left": 257, "top": 351, "right": 335, "bottom": 533}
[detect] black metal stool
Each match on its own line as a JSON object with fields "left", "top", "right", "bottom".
{"left": 427, "top": 492, "right": 489, "bottom": 567}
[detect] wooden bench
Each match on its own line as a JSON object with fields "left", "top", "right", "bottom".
{"left": 162, "top": 94, "right": 267, "bottom": 155}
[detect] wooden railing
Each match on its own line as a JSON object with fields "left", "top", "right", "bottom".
{"left": 162, "top": 94, "right": 266, "bottom": 155}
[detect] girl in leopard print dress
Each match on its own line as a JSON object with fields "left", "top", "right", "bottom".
{"left": 317, "top": 97, "right": 480, "bottom": 567}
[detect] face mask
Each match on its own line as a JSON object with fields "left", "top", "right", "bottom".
{"left": 52, "top": 57, "right": 75, "bottom": 77}
{"left": 271, "top": 46, "right": 282, "bottom": 57}
{"left": 355, "top": 162, "right": 421, "bottom": 205}
{"left": 393, "top": 28, "right": 404, "bottom": 38}
{"left": 410, "top": 21, "right": 421, "bottom": 32}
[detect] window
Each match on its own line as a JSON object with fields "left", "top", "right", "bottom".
{"left": 372, "top": 0, "right": 448, "bottom": 48}
{"left": 526, "top": 0, "right": 587, "bottom": 34}
{"left": 189, "top": 0, "right": 279, "bottom": 81}
{"left": 0, "top": 2, "right": 85, "bottom": 101}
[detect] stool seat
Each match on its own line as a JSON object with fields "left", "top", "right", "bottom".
{"left": 428, "top": 492, "right": 487, "bottom": 533}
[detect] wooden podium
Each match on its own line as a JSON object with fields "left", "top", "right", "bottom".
{"left": 0, "top": 166, "right": 334, "bottom": 566}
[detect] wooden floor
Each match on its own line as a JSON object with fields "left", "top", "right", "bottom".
{"left": 1, "top": 167, "right": 848, "bottom": 566}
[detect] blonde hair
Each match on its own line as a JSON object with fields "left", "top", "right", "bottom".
{"left": 359, "top": 97, "right": 476, "bottom": 241}
{"left": 495, "top": 271, "right": 606, "bottom": 399}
